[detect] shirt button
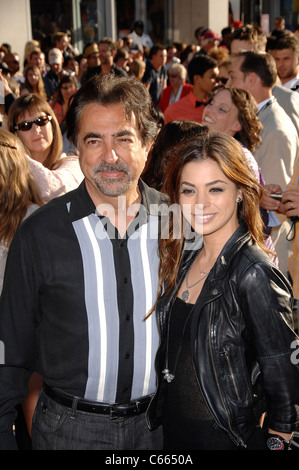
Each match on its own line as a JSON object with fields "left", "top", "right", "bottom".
{"left": 126, "top": 315, "right": 130, "bottom": 321}
{"left": 124, "top": 277, "right": 128, "bottom": 284}
{"left": 125, "top": 353, "right": 130, "bottom": 359}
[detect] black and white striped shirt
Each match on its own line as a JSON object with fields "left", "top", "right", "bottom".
{"left": 0, "top": 181, "right": 168, "bottom": 416}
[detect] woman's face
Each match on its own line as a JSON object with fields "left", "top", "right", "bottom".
{"left": 202, "top": 89, "right": 241, "bottom": 136}
{"left": 179, "top": 158, "right": 241, "bottom": 242}
{"left": 27, "top": 69, "right": 39, "bottom": 87}
{"left": 60, "top": 81, "right": 77, "bottom": 102}
{"left": 15, "top": 110, "right": 53, "bottom": 163}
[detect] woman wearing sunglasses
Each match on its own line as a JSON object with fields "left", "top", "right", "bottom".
{"left": 8, "top": 94, "right": 84, "bottom": 203}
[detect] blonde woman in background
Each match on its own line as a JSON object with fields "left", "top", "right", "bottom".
{"left": 20, "top": 65, "right": 47, "bottom": 99}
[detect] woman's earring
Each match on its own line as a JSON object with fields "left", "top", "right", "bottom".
{"left": 236, "top": 196, "right": 242, "bottom": 203}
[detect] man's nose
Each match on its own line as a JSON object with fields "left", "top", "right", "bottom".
{"left": 103, "top": 147, "right": 118, "bottom": 164}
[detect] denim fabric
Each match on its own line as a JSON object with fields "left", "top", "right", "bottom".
{"left": 31, "top": 391, "right": 163, "bottom": 450}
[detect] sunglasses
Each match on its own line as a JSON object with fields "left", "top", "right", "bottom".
{"left": 14, "top": 115, "right": 52, "bottom": 132}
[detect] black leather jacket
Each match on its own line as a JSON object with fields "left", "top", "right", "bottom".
{"left": 147, "top": 222, "right": 299, "bottom": 448}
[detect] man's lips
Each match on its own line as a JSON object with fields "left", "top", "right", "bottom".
{"left": 99, "top": 170, "right": 125, "bottom": 179}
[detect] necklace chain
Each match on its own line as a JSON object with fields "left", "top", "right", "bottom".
{"left": 181, "top": 265, "right": 209, "bottom": 302}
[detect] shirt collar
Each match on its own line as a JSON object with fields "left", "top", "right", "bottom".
{"left": 68, "top": 179, "right": 168, "bottom": 223}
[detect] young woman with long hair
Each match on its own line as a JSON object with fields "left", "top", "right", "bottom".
{"left": 147, "top": 131, "right": 299, "bottom": 451}
{"left": 20, "top": 64, "right": 47, "bottom": 100}
{"left": 0, "top": 130, "right": 43, "bottom": 289}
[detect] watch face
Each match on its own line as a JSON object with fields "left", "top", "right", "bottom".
{"left": 267, "top": 436, "right": 285, "bottom": 450}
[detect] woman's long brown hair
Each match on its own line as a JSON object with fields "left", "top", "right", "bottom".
{"left": 149, "top": 131, "right": 266, "bottom": 316}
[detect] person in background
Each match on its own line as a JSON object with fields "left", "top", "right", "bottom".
{"left": 228, "top": 51, "right": 298, "bottom": 277}
{"left": 273, "top": 35, "right": 299, "bottom": 90}
{"left": 0, "top": 130, "right": 44, "bottom": 448}
{"left": 128, "top": 20, "right": 153, "bottom": 51}
{"left": 50, "top": 74, "right": 77, "bottom": 124}
{"left": 8, "top": 93, "right": 83, "bottom": 203}
{"left": 164, "top": 54, "right": 219, "bottom": 124}
{"left": 128, "top": 58, "right": 146, "bottom": 81}
{"left": 20, "top": 65, "right": 47, "bottom": 100}
{"left": 142, "top": 120, "right": 208, "bottom": 191}
{"left": 113, "top": 47, "right": 130, "bottom": 75}
{"left": 98, "top": 37, "right": 128, "bottom": 77}
{"left": 158, "top": 63, "right": 193, "bottom": 112}
{"left": 43, "top": 48, "right": 66, "bottom": 100}
{"left": 3, "top": 51, "right": 23, "bottom": 85}
{"left": 229, "top": 24, "right": 299, "bottom": 135}
{"left": 146, "top": 131, "right": 299, "bottom": 450}
{"left": 0, "top": 129, "right": 43, "bottom": 292}
{"left": 142, "top": 44, "right": 167, "bottom": 106}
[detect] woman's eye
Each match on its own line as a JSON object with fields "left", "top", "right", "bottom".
{"left": 181, "top": 188, "right": 194, "bottom": 194}
{"left": 210, "top": 187, "right": 223, "bottom": 192}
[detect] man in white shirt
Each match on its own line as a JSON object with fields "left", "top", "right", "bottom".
{"left": 128, "top": 20, "right": 153, "bottom": 52}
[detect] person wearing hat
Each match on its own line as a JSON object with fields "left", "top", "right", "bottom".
{"left": 128, "top": 20, "right": 153, "bottom": 51}
{"left": 80, "top": 42, "right": 102, "bottom": 84}
{"left": 196, "top": 29, "right": 221, "bottom": 55}
{"left": 44, "top": 48, "right": 66, "bottom": 101}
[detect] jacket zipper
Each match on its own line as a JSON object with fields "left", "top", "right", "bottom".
{"left": 220, "top": 348, "right": 240, "bottom": 401}
{"left": 207, "top": 306, "right": 246, "bottom": 448}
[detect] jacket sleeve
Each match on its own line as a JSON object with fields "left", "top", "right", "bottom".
{"left": 0, "top": 225, "right": 39, "bottom": 449}
{"left": 239, "top": 262, "right": 299, "bottom": 432}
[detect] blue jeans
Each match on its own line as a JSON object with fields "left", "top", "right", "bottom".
{"left": 31, "top": 391, "right": 163, "bottom": 450}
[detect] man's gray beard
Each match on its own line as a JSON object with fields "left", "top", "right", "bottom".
{"left": 93, "top": 162, "right": 134, "bottom": 197}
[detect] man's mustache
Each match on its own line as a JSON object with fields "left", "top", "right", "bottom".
{"left": 93, "top": 162, "right": 130, "bottom": 175}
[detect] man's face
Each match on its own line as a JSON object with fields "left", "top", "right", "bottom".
{"left": 6, "top": 54, "right": 20, "bottom": 74}
{"left": 98, "top": 43, "right": 112, "bottom": 65}
{"left": 152, "top": 49, "right": 167, "bottom": 70}
{"left": 76, "top": 103, "right": 150, "bottom": 204}
{"left": 275, "top": 48, "right": 299, "bottom": 82}
{"left": 194, "top": 66, "right": 219, "bottom": 95}
{"left": 227, "top": 57, "right": 248, "bottom": 90}
{"left": 57, "top": 35, "right": 69, "bottom": 51}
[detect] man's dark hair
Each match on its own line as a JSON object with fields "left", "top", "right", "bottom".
{"left": 274, "top": 35, "right": 299, "bottom": 54}
{"left": 237, "top": 51, "right": 277, "bottom": 88}
{"left": 149, "top": 44, "right": 166, "bottom": 59}
{"left": 187, "top": 54, "right": 218, "bottom": 84}
{"left": 66, "top": 73, "right": 157, "bottom": 146}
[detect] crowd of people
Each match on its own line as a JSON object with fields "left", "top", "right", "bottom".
{"left": 0, "top": 16, "right": 298, "bottom": 452}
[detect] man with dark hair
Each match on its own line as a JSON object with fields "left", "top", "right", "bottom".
{"left": 164, "top": 54, "right": 219, "bottom": 124}
{"left": 98, "top": 37, "right": 127, "bottom": 77}
{"left": 229, "top": 23, "right": 299, "bottom": 135}
{"left": 273, "top": 35, "right": 299, "bottom": 90}
{"left": 228, "top": 50, "right": 298, "bottom": 276}
{"left": 0, "top": 73, "right": 166, "bottom": 450}
{"left": 142, "top": 44, "right": 167, "bottom": 106}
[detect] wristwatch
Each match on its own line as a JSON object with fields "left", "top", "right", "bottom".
{"left": 266, "top": 433, "right": 291, "bottom": 450}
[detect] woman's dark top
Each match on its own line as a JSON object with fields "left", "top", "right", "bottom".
{"left": 162, "top": 297, "right": 265, "bottom": 450}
